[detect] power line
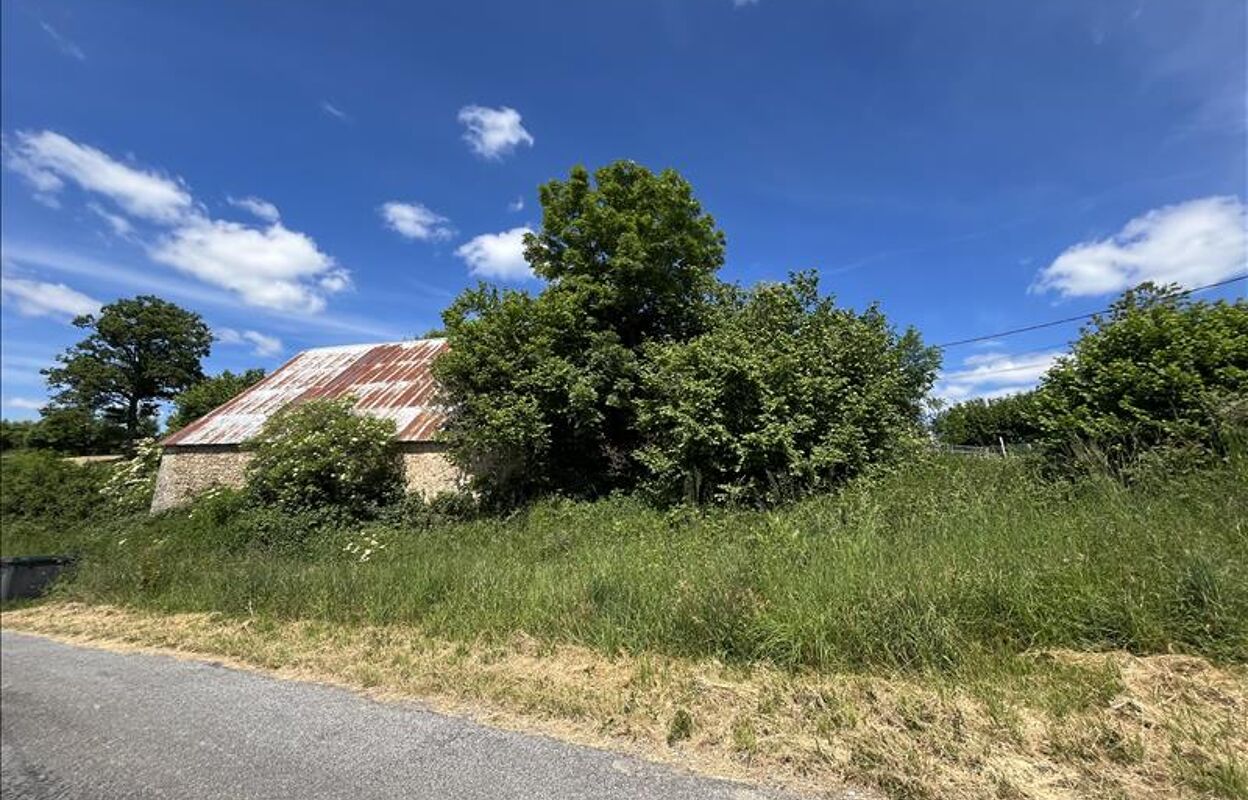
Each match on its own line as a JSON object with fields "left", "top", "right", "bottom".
{"left": 933, "top": 274, "right": 1247, "bottom": 350}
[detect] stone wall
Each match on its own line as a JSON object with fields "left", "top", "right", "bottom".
{"left": 150, "top": 443, "right": 461, "bottom": 512}
{"left": 399, "top": 443, "right": 463, "bottom": 499}
{"left": 150, "top": 446, "right": 252, "bottom": 513}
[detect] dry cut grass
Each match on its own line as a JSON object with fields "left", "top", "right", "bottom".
{"left": 5, "top": 602, "right": 1245, "bottom": 800}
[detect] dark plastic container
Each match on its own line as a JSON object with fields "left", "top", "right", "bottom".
{"left": 0, "top": 556, "right": 75, "bottom": 601}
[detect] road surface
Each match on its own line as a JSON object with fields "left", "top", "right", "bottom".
{"left": 1, "top": 631, "right": 818, "bottom": 800}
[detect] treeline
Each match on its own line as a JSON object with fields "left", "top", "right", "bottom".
{"left": 2, "top": 296, "right": 264, "bottom": 455}
{"left": 933, "top": 284, "right": 1248, "bottom": 474}
{"left": 5, "top": 159, "right": 1246, "bottom": 512}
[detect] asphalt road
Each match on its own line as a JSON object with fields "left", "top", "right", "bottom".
{"left": 1, "top": 631, "right": 817, "bottom": 800}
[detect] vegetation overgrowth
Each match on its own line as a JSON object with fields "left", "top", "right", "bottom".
{"left": 4, "top": 451, "right": 1245, "bottom": 673}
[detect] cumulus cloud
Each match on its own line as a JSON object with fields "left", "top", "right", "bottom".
{"left": 457, "top": 105, "right": 534, "bottom": 160}
{"left": 3, "top": 130, "right": 348, "bottom": 314}
{"left": 216, "top": 327, "right": 284, "bottom": 357}
{"left": 1, "top": 275, "right": 102, "bottom": 320}
{"left": 454, "top": 227, "right": 533, "bottom": 281}
{"left": 4, "top": 130, "right": 192, "bottom": 222}
{"left": 1033, "top": 196, "right": 1247, "bottom": 297}
{"left": 380, "top": 201, "right": 454, "bottom": 241}
{"left": 228, "top": 195, "right": 281, "bottom": 223}
{"left": 151, "top": 218, "right": 343, "bottom": 314}
{"left": 934, "top": 349, "right": 1064, "bottom": 404}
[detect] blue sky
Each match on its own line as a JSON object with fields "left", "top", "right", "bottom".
{"left": 2, "top": 0, "right": 1245, "bottom": 418}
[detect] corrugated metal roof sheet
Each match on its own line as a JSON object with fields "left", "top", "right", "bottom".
{"left": 162, "top": 339, "right": 450, "bottom": 447}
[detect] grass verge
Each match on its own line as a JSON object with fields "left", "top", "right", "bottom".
{"left": 5, "top": 602, "right": 1246, "bottom": 800}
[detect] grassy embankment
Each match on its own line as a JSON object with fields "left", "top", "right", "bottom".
{"left": 3, "top": 453, "right": 1247, "bottom": 799}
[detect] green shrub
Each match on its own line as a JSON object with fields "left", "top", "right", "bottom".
{"left": 100, "top": 438, "right": 162, "bottom": 514}
{"left": 932, "top": 392, "right": 1043, "bottom": 447}
{"left": 245, "top": 397, "right": 402, "bottom": 516}
{"left": 433, "top": 161, "right": 727, "bottom": 506}
{"left": 636, "top": 272, "right": 938, "bottom": 505}
{"left": 0, "top": 450, "right": 111, "bottom": 524}
{"left": 1035, "top": 283, "right": 1248, "bottom": 472}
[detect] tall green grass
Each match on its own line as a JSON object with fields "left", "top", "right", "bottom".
{"left": 4, "top": 454, "right": 1246, "bottom": 671}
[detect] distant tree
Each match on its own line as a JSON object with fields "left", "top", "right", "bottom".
{"left": 25, "top": 407, "right": 138, "bottom": 455}
{"left": 932, "top": 392, "right": 1043, "bottom": 447}
{"left": 0, "top": 419, "right": 36, "bottom": 451}
{"left": 43, "top": 296, "right": 213, "bottom": 443}
{"left": 167, "top": 369, "right": 266, "bottom": 432}
{"left": 637, "top": 272, "right": 938, "bottom": 505}
{"left": 1035, "top": 282, "right": 1248, "bottom": 469}
{"left": 434, "top": 161, "right": 726, "bottom": 505}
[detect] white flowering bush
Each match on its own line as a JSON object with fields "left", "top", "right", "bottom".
{"left": 245, "top": 397, "right": 402, "bottom": 516}
{"left": 101, "top": 437, "right": 163, "bottom": 513}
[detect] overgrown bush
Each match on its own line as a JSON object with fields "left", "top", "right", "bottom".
{"left": 0, "top": 450, "right": 111, "bottom": 523}
{"left": 637, "top": 273, "right": 938, "bottom": 504}
{"left": 100, "top": 437, "right": 162, "bottom": 513}
{"left": 1035, "top": 283, "right": 1248, "bottom": 472}
{"left": 433, "top": 161, "right": 727, "bottom": 506}
{"left": 245, "top": 398, "right": 402, "bottom": 516}
{"left": 932, "top": 391, "right": 1043, "bottom": 446}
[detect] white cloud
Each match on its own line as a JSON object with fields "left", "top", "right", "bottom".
{"left": 151, "top": 218, "right": 344, "bottom": 313}
{"left": 733, "top": 0, "right": 760, "bottom": 6}
{"left": 1033, "top": 196, "right": 1247, "bottom": 297}
{"left": 87, "top": 202, "right": 133, "bottom": 236}
{"left": 39, "top": 21, "right": 85, "bottom": 61}
{"left": 216, "top": 327, "right": 283, "bottom": 357}
{"left": 5, "top": 397, "right": 45, "bottom": 411}
{"left": 934, "top": 349, "right": 1064, "bottom": 404}
{"left": 228, "top": 195, "right": 281, "bottom": 223}
{"left": 320, "top": 101, "right": 349, "bottom": 122}
{"left": 4, "top": 130, "right": 192, "bottom": 223}
{"left": 457, "top": 105, "right": 534, "bottom": 160}
{"left": 454, "top": 227, "right": 533, "bottom": 281}
{"left": 4, "top": 131, "right": 349, "bottom": 315}
{"left": 508, "top": 196, "right": 525, "bottom": 212}
{"left": 1, "top": 275, "right": 102, "bottom": 320}
{"left": 380, "top": 201, "right": 454, "bottom": 241}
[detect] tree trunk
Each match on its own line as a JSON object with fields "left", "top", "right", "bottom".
{"left": 126, "top": 395, "right": 140, "bottom": 441}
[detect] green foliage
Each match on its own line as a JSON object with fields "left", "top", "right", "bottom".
{"left": 435, "top": 161, "right": 726, "bottom": 505}
{"left": 43, "top": 295, "right": 213, "bottom": 441}
{"left": 0, "top": 419, "right": 37, "bottom": 451}
{"left": 167, "top": 368, "right": 266, "bottom": 432}
{"left": 245, "top": 398, "right": 403, "bottom": 516}
{"left": 932, "top": 392, "right": 1043, "bottom": 447}
{"left": 637, "top": 273, "right": 939, "bottom": 504}
{"left": 23, "top": 406, "right": 136, "bottom": 455}
{"left": 0, "top": 450, "right": 111, "bottom": 525}
{"left": 100, "top": 438, "right": 163, "bottom": 514}
{"left": 1035, "top": 283, "right": 1248, "bottom": 471}
{"left": 15, "top": 454, "right": 1248, "bottom": 669}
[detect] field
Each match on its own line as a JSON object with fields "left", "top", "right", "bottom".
{"left": 4, "top": 452, "right": 1247, "bottom": 798}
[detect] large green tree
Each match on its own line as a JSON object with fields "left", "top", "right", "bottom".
{"left": 43, "top": 295, "right": 213, "bottom": 442}
{"left": 434, "top": 161, "right": 726, "bottom": 504}
{"left": 167, "top": 368, "right": 266, "bottom": 432}
{"left": 1035, "top": 282, "right": 1248, "bottom": 469}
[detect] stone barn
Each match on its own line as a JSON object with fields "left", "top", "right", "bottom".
{"left": 151, "top": 338, "right": 459, "bottom": 512}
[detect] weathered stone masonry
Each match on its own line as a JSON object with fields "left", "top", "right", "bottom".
{"left": 150, "top": 442, "right": 461, "bottom": 513}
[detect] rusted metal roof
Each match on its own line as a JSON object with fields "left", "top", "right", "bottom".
{"left": 162, "top": 339, "right": 450, "bottom": 447}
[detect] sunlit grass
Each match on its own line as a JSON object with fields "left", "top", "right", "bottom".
{"left": 6, "top": 453, "right": 1246, "bottom": 672}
